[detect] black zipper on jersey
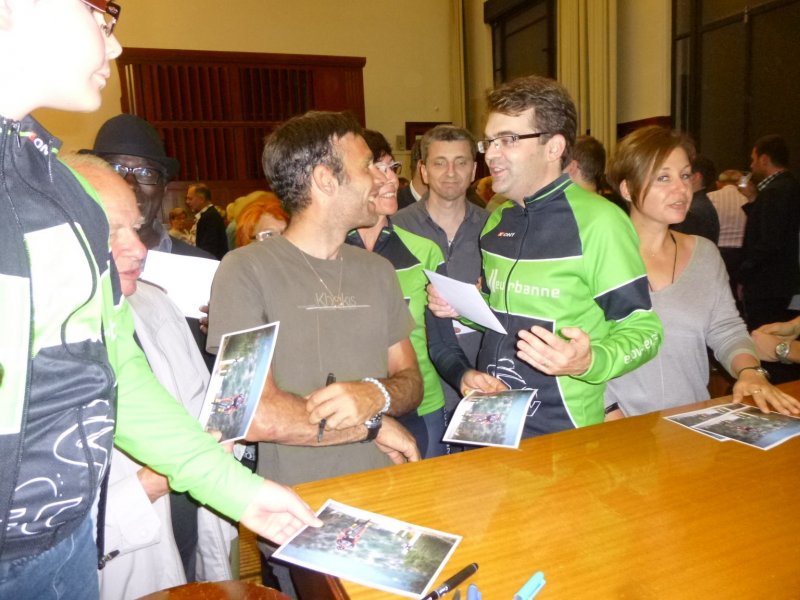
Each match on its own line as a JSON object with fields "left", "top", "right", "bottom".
{"left": 492, "top": 202, "right": 530, "bottom": 374}
{"left": 0, "top": 119, "right": 35, "bottom": 554}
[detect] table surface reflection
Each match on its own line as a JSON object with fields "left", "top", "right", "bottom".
{"left": 293, "top": 382, "right": 800, "bottom": 599}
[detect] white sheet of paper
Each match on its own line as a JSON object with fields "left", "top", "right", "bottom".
{"left": 424, "top": 270, "right": 507, "bottom": 335}
{"left": 140, "top": 250, "right": 219, "bottom": 318}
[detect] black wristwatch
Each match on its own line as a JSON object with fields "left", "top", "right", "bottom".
{"left": 362, "top": 414, "right": 382, "bottom": 442}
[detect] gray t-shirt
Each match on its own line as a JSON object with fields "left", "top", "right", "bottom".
{"left": 208, "top": 236, "right": 414, "bottom": 485}
{"left": 605, "top": 236, "right": 756, "bottom": 416}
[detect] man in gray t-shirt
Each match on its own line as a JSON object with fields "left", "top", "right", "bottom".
{"left": 208, "top": 112, "right": 422, "bottom": 488}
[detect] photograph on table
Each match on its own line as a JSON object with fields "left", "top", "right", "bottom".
{"left": 665, "top": 403, "right": 741, "bottom": 441}
{"left": 273, "top": 499, "right": 461, "bottom": 598}
{"left": 666, "top": 402, "right": 800, "bottom": 449}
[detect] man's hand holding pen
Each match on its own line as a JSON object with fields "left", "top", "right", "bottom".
{"left": 306, "top": 379, "right": 386, "bottom": 431}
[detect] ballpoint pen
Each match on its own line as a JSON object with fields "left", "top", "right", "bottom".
{"left": 317, "top": 373, "right": 335, "bottom": 443}
{"left": 421, "top": 563, "right": 478, "bottom": 600}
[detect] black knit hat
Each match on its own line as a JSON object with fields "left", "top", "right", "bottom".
{"left": 87, "top": 114, "right": 180, "bottom": 180}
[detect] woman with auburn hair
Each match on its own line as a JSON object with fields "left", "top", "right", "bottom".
{"left": 603, "top": 126, "right": 799, "bottom": 418}
{"left": 235, "top": 193, "right": 289, "bottom": 248}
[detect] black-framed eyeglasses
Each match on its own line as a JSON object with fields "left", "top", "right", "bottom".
{"left": 79, "top": 0, "right": 121, "bottom": 37}
{"left": 375, "top": 161, "right": 402, "bottom": 175}
{"left": 477, "top": 132, "right": 549, "bottom": 154}
{"left": 109, "top": 163, "right": 163, "bottom": 186}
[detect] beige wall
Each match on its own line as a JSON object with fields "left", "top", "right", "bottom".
{"left": 463, "top": 0, "right": 672, "bottom": 138}
{"left": 617, "top": 0, "right": 671, "bottom": 123}
{"left": 35, "top": 0, "right": 461, "bottom": 155}
{"left": 34, "top": 0, "right": 672, "bottom": 155}
{"left": 463, "top": 0, "right": 494, "bottom": 137}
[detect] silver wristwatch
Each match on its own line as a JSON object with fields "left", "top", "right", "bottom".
{"left": 776, "top": 341, "right": 792, "bottom": 364}
{"left": 361, "top": 414, "right": 382, "bottom": 442}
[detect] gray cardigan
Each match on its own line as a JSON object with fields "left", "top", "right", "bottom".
{"left": 605, "top": 236, "right": 756, "bottom": 416}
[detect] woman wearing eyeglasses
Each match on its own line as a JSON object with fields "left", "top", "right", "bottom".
{"left": 234, "top": 192, "right": 289, "bottom": 248}
{"left": 344, "top": 130, "right": 458, "bottom": 458}
{"left": 603, "top": 126, "right": 800, "bottom": 418}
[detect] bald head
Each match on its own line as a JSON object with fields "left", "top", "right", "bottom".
{"left": 64, "top": 153, "right": 147, "bottom": 296}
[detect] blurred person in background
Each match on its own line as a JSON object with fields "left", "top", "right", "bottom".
{"left": 235, "top": 193, "right": 289, "bottom": 248}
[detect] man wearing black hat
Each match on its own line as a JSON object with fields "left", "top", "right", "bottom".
{"left": 88, "top": 113, "right": 210, "bottom": 258}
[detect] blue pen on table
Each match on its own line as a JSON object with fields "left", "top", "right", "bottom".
{"left": 514, "top": 571, "right": 545, "bottom": 600}
{"left": 421, "top": 563, "right": 478, "bottom": 600}
{"left": 317, "top": 373, "right": 335, "bottom": 443}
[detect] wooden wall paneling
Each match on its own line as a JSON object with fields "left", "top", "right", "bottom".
{"left": 116, "top": 49, "right": 366, "bottom": 191}
{"left": 211, "top": 67, "right": 224, "bottom": 121}
{"left": 202, "top": 66, "right": 214, "bottom": 120}
{"left": 166, "top": 126, "right": 180, "bottom": 181}
{"left": 173, "top": 64, "right": 186, "bottom": 121}
{"left": 118, "top": 64, "right": 131, "bottom": 113}
{"left": 313, "top": 68, "right": 363, "bottom": 123}
{"left": 143, "top": 64, "right": 156, "bottom": 119}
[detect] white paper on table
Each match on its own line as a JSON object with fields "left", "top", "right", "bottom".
{"left": 140, "top": 250, "right": 219, "bottom": 318}
{"left": 424, "top": 270, "right": 507, "bottom": 335}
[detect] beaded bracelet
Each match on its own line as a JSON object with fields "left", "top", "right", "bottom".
{"left": 362, "top": 377, "right": 391, "bottom": 414}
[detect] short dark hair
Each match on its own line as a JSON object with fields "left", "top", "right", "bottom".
{"left": 691, "top": 155, "right": 717, "bottom": 193}
{"left": 572, "top": 136, "right": 606, "bottom": 189}
{"left": 192, "top": 183, "right": 212, "bottom": 202}
{"left": 262, "top": 111, "right": 363, "bottom": 215}
{"left": 362, "top": 129, "right": 393, "bottom": 162}
{"left": 753, "top": 134, "right": 789, "bottom": 168}
{"left": 607, "top": 126, "right": 696, "bottom": 209}
{"left": 420, "top": 125, "right": 477, "bottom": 162}
{"left": 486, "top": 75, "right": 577, "bottom": 168}
{"left": 410, "top": 139, "right": 423, "bottom": 171}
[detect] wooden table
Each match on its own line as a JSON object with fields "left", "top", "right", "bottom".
{"left": 137, "top": 581, "right": 290, "bottom": 599}
{"left": 292, "top": 382, "right": 800, "bottom": 599}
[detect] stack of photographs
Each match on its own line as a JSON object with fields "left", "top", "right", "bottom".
{"left": 665, "top": 402, "right": 800, "bottom": 450}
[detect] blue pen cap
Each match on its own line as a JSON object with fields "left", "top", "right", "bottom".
{"left": 513, "top": 571, "right": 545, "bottom": 600}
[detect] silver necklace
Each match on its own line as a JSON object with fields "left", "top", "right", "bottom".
{"left": 297, "top": 247, "right": 345, "bottom": 305}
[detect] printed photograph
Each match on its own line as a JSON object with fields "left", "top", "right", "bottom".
{"left": 694, "top": 406, "right": 800, "bottom": 450}
{"left": 198, "top": 322, "right": 279, "bottom": 442}
{"left": 443, "top": 388, "right": 536, "bottom": 448}
{"left": 273, "top": 500, "right": 461, "bottom": 598}
{"left": 665, "top": 403, "right": 741, "bottom": 441}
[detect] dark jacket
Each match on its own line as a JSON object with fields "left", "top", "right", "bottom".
{"left": 739, "top": 171, "right": 800, "bottom": 300}
{"left": 672, "top": 190, "right": 720, "bottom": 244}
{"left": 195, "top": 205, "right": 228, "bottom": 260}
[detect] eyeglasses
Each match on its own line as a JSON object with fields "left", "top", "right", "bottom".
{"left": 109, "top": 163, "right": 164, "bottom": 186}
{"left": 79, "top": 0, "right": 122, "bottom": 37}
{"left": 253, "top": 230, "right": 280, "bottom": 242}
{"left": 477, "top": 132, "right": 549, "bottom": 154}
{"left": 374, "top": 161, "right": 402, "bottom": 175}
